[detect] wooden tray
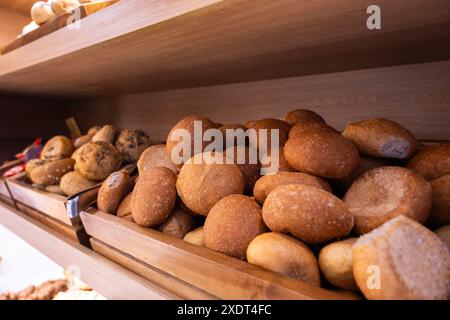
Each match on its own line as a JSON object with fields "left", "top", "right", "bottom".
{"left": 0, "top": 160, "right": 23, "bottom": 205}
{"left": 80, "top": 209, "right": 359, "bottom": 300}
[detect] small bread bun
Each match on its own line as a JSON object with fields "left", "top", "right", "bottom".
{"left": 435, "top": 225, "right": 450, "bottom": 251}
{"left": 41, "top": 136, "right": 74, "bottom": 161}
{"left": 247, "top": 118, "right": 291, "bottom": 152}
{"left": 284, "top": 109, "right": 326, "bottom": 126}
{"left": 98, "top": 171, "right": 133, "bottom": 215}
{"left": 289, "top": 122, "right": 338, "bottom": 139}
{"left": 25, "top": 159, "right": 49, "bottom": 175}
{"left": 225, "top": 146, "right": 260, "bottom": 194}
{"left": 260, "top": 147, "right": 294, "bottom": 175}
{"left": 344, "top": 166, "right": 432, "bottom": 234}
{"left": 131, "top": 167, "right": 177, "bottom": 227}
{"left": 75, "top": 142, "right": 122, "bottom": 181}
{"left": 166, "top": 115, "right": 216, "bottom": 168}
{"left": 31, "top": 1, "right": 57, "bottom": 25}
{"left": 284, "top": 131, "right": 359, "bottom": 179}
{"left": 115, "top": 129, "right": 151, "bottom": 163}
{"left": 91, "top": 125, "right": 117, "bottom": 144}
{"left": 87, "top": 126, "right": 101, "bottom": 137}
{"left": 204, "top": 195, "right": 266, "bottom": 259}
{"left": 428, "top": 175, "right": 450, "bottom": 227}
{"left": 353, "top": 216, "right": 450, "bottom": 300}
{"left": 30, "top": 159, "right": 75, "bottom": 186}
{"left": 45, "top": 185, "right": 65, "bottom": 196}
{"left": 318, "top": 238, "right": 358, "bottom": 291}
{"left": 219, "top": 124, "right": 248, "bottom": 148}
{"left": 49, "top": 0, "right": 81, "bottom": 16}
{"left": 342, "top": 118, "right": 418, "bottom": 160}
{"left": 117, "top": 192, "right": 133, "bottom": 218}
{"left": 73, "top": 134, "right": 91, "bottom": 149}
{"left": 137, "top": 144, "right": 178, "bottom": 175}
{"left": 176, "top": 151, "right": 245, "bottom": 216}
{"left": 247, "top": 232, "right": 320, "bottom": 287}
{"left": 253, "top": 171, "right": 331, "bottom": 204}
{"left": 159, "top": 208, "right": 196, "bottom": 239}
{"left": 407, "top": 143, "right": 450, "bottom": 180}
{"left": 60, "top": 171, "right": 97, "bottom": 197}
{"left": 183, "top": 227, "right": 204, "bottom": 246}
{"left": 262, "top": 184, "right": 353, "bottom": 244}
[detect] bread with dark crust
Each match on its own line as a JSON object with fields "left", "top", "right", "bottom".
{"left": 289, "top": 122, "right": 338, "bottom": 138}
{"left": 284, "top": 109, "right": 326, "bottom": 126}
{"left": 407, "top": 143, "right": 450, "bottom": 180}
{"left": 41, "top": 136, "right": 74, "bottom": 161}
{"left": 428, "top": 174, "right": 450, "bottom": 226}
{"left": 115, "top": 129, "right": 151, "bottom": 163}
{"left": 159, "top": 208, "right": 196, "bottom": 239}
{"left": 98, "top": 171, "right": 133, "bottom": 215}
{"left": 30, "top": 158, "right": 75, "bottom": 186}
{"left": 247, "top": 118, "right": 291, "bottom": 153}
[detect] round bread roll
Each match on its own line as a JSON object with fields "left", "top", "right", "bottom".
{"left": 247, "top": 118, "right": 291, "bottom": 152}
{"left": 41, "top": 136, "right": 74, "bottom": 161}
{"left": 176, "top": 151, "right": 245, "bottom": 216}
{"left": 344, "top": 166, "right": 432, "bottom": 234}
{"left": 60, "top": 171, "right": 97, "bottom": 197}
{"left": 30, "top": 159, "right": 75, "bottom": 186}
{"left": 73, "top": 134, "right": 91, "bottom": 149}
{"left": 25, "top": 159, "right": 49, "bottom": 175}
{"left": 253, "top": 171, "right": 331, "bottom": 204}
{"left": 353, "top": 216, "right": 450, "bottom": 300}
{"left": 262, "top": 184, "right": 353, "bottom": 244}
{"left": 247, "top": 232, "right": 321, "bottom": 287}
{"left": 284, "top": 131, "right": 359, "bottom": 179}
{"left": 98, "top": 171, "right": 133, "bottom": 215}
{"left": 115, "top": 129, "right": 151, "bottom": 163}
{"left": 260, "top": 147, "right": 294, "bottom": 175}
{"left": 318, "top": 238, "right": 358, "bottom": 291}
{"left": 31, "top": 1, "right": 57, "bottom": 25}
{"left": 117, "top": 192, "right": 133, "bottom": 218}
{"left": 131, "top": 167, "right": 177, "bottom": 227}
{"left": 159, "top": 208, "right": 196, "bottom": 239}
{"left": 183, "top": 227, "right": 204, "bottom": 246}
{"left": 435, "top": 225, "right": 450, "bottom": 251}
{"left": 49, "top": 0, "right": 80, "bottom": 16}
{"left": 342, "top": 118, "right": 418, "bottom": 160}
{"left": 75, "top": 141, "right": 122, "bottom": 181}
{"left": 289, "top": 122, "right": 338, "bottom": 138}
{"left": 204, "top": 195, "right": 266, "bottom": 260}
{"left": 137, "top": 144, "right": 178, "bottom": 175}
{"left": 91, "top": 125, "right": 117, "bottom": 144}
{"left": 45, "top": 185, "right": 65, "bottom": 196}
{"left": 428, "top": 175, "right": 450, "bottom": 227}
{"left": 284, "top": 109, "right": 326, "bottom": 126}
{"left": 87, "top": 126, "right": 101, "bottom": 137}
{"left": 407, "top": 143, "right": 450, "bottom": 180}
{"left": 166, "top": 115, "right": 216, "bottom": 168}
{"left": 219, "top": 124, "right": 248, "bottom": 148}
{"left": 225, "top": 146, "right": 260, "bottom": 194}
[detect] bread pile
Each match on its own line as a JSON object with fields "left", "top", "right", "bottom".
{"left": 97, "top": 111, "right": 450, "bottom": 300}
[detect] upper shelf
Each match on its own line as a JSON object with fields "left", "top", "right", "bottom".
{"left": 0, "top": 0, "right": 449, "bottom": 97}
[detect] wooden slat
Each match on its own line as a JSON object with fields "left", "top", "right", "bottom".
{"left": 0, "top": 202, "right": 179, "bottom": 300}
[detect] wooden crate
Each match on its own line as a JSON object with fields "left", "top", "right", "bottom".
{"left": 80, "top": 209, "right": 359, "bottom": 300}
{"left": 0, "top": 159, "right": 22, "bottom": 205}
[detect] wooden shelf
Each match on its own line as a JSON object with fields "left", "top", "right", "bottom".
{"left": 0, "top": 201, "right": 179, "bottom": 300}
{"left": 0, "top": 0, "right": 449, "bottom": 97}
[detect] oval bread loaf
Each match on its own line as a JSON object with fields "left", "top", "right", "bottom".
{"left": 259, "top": 147, "right": 294, "bottom": 175}
{"left": 159, "top": 208, "right": 196, "bottom": 239}
{"left": 407, "top": 143, "right": 450, "bottom": 180}
{"left": 428, "top": 175, "right": 450, "bottom": 227}
{"left": 284, "top": 109, "right": 326, "bottom": 126}
{"left": 91, "top": 125, "right": 117, "bottom": 144}
{"left": 30, "top": 159, "right": 75, "bottom": 186}
{"left": 98, "top": 171, "right": 133, "bottom": 215}
{"left": 247, "top": 118, "right": 291, "bottom": 153}
{"left": 60, "top": 171, "right": 97, "bottom": 197}
{"left": 289, "top": 122, "right": 338, "bottom": 138}
{"left": 138, "top": 144, "right": 178, "bottom": 175}
{"left": 225, "top": 146, "right": 260, "bottom": 195}
{"left": 41, "top": 136, "right": 74, "bottom": 161}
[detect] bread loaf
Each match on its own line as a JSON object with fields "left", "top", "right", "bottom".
{"left": 115, "top": 129, "right": 151, "bottom": 163}
{"left": 407, "top": 143, "right": 450, "bottom": 180}
{"left": 259, "top": 147, "right": 294, "bottom": 175}
{"left": 247, "top": 119, "right": 291, "bottom": 153}
{"left": 183, "top": 227, "right": 204, "bottom": 246}
{"left": 30, "top": 159, "right": 75, "bottom": 186}
{"left": 117, "top": 192, "right": 133, "bottom": 218}
{"left": 91, "top": 125, "right": 117, "bottom": 144}
{"left": 284, "top": 109, "right": 326, "bottom": 126}
{"left": 98, "top": 171, "right": 133, "bottom": 214}
{"left": 41, "top": 136, "right": 73, "bottom": 161}
{"left": 219, "top": 124, "right": 248, "bottom": 148}
{"left": 289, "top": 122, "right": 338, "bottom": 138}
{"left": 25, "top": 159, "right": 49, "bottom": 175}
{"left": 225, "top": 146, "right": 260, "bottom": 194}
{"left": 428, "top": 175, "right": 450, "bottom": 227}
{"left": 137, "top": 144, "right": 178, "bottom": 175}
{"left": 159, "top": 208, "right": 196, "bottom": 239}
{"left": 435, "top": 225, "right": 450, "bottom": 251}
{"left": 60, "top": 171, "right": 97, "bottom": 197}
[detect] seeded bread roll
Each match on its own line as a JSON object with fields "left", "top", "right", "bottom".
{"left": 30, "top": 159, "right": 75, "bottom": 186}
{"left": 219, "top": 124, "right": 248, "bottom": 148}
{"left": 41, "top": 136, "right": 74, "bottom": 161}
{"left": 247, "top": 118, "right": 291, "bottom": 153}
{"left": 26, "top": 159, "right": 49, "bottom": 175}
{"left": 344, "top": 166, "right": 432, "bottom": 234}
{"left": 284, "top": 109, "right": 326, "bottom": 126}
{"left": 45, "top": 185, "right": 65, "bottom": 196}
{"left": 342, "top": 118, "right": 418, "bottom": 160}
{"left": 159, "top": 208, "right": 196, "bottom": 239}
{"left": 407, "top": 143, "right": 450, "bottom": 180}
{"left": 176, "top": 151, "right": 245, "bottom": 216}
{"left": 204, "top": 195, "right": 266, "bottom": 260}
{"left": 353, "top": 216, "right": 450, "bottom": 300}
{"left": 184, "top": 227, "right": 204, "bottom": 246}
{"left": 225, "top": 146, "right": 261, "bottom": 194}
{"left": 260, "top": 147, "right": 294, "bottom": 175}
{"left": 75, "top": 141, "right": 122, "bottom": 181}
{"left": 131, "top": 167, "right": 177, "bottom": 227}
{"left": 137, "top": 144, "right": 178, "bottom": 175}
{"left": 289, "top": 122, "right": 338, "bottom": 138}
{"left": 263, "top": 184, "right": 353, "bottom": 244}
{"left": 428, "top": 175, "right": 450, "bottom": 227}
{"left": 435, "top": 225, "right": 450, "bottom": 251}
{"left": 117, "top": 192, "right": 133, "bottom": 218}
{"left": 284, "top": 131, "right": 360, "bottom": 179}
{"left": 253, "top": 171, "right": 331, "bottom": 204}
{"left": 73, "top": 135, "right": 91, "bottom": 149}
{"left": 98, "top": 171, "right": 133, "bottom": 215}
{"left": 91, "top": 125, "right": 117, "bottom": 144}
{"left": 115, "top": 129, "right": 151, "bottom": 163}
{"left": 166, "top": 115, "right": 216, "bottom": 168}
{"left": 60, "top": 171, "right": 97, "bottom": 197}
{"left": 247, "top": 232, "right": 320, "bottom": 287}
{"left": 318, "top": 238, "right": 358, "bottom": 291}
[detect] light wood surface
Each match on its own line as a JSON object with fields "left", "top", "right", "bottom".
{"left": 81, "top": 210, "right": 359, "bottom": 300}
{"left": 0, "top": 0, "right": 449, "bottom": 96}
{"left": 0, "top": 202, "right": 179, "bottom": 300}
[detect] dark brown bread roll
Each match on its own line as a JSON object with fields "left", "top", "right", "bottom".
{"left": 435, "top": 225, "right": 450, "bottom": 251}
{"left": 41, "top": 136, "right": 74, "bottom": 161}
{"left": 219, "top": 124, "right": 248, "bottom": 148}
{"left": 30, "top": 159, "right": 75, "bottom": 186}
{"left": 137, "top": 144, "right": 178, "bottom": 175}
{"left": 247, "top": 118, "right": 291, "bottom": 153}
{"left": 259, "top": 147, "right": 295, "bottom": 175}
{"left": 289, "top": 122, "right": 338, "bottom": 139}
{"left": 284, "top": 109, "right": 326, "bottom": 126}
{"left": 60, "top": 171, "right": 97, "bottom": 197}
{"left": 159, "top": 208, "right": 196, "bottom": 239}
{"left": 225, "top": 146, "right": 260, "bottom": 195}
{"left": 98, "top": 171, "right": 133, "bottom": 215}
{"left": 115, "top": 129, "right": 151, "bottom": 163}
{"left": 428, "top": 175, "right": 450, "bottom": 227}
{"left": 407, "top": 143, "right": 450, "bottom": 180}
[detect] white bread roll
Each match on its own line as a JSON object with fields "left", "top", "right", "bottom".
{"left": 31, "top": 1, "right": 57, "bottom": 25}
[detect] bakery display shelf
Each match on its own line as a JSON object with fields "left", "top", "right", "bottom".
{"left": 80, "top": 209, "right": 360, "bottom": 300}
{"left": 0, "top": 0, "right": 449, "bottom": 96}
{"left": 0, "top": 201, "right": 180, "bottom": 300}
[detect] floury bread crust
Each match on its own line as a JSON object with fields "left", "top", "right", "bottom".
{"left": 283, "top": 109, "right": 326, "bottom": 127}
{"left": 97, "top": 171, "right": 133, "bottom": 215}
{"left": 30, "top": 158, "right": 75, "bottom": 186}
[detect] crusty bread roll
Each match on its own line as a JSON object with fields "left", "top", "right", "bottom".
{"left": 247, "top": 232, "right": 320, "bottom": 287}
{"left": 219, "top": 124, "right": 248, "bottom": 148}
{"left": 253, "top": 171, "right": 331, "bottom": 204}
{"left": 247, "top": 118, "right": 291, "bottom": 153}
{"left": 428, "top": 175, "right": 450, "bottom": 227}
{"left": 342, "top": 118, "right": 418, "bottom": 160}
{"left": 60, "top": 171, "right": 96, "bottom": 197}
{"left": 41, "top": 136, "right": 74, "bottom": 161}
{"left": 75, "top": 142, "right": 122, "bottom": 181}
{"left": 353, "top": 216, "right": 450, "bottom": 300}
{"left": 344, "top": 166, "right": 432, "bottom": 234}
{"left": 435, "top": 225, "right": 450, "bottom": 251}
{"left": 115, "top": 129, "right": 151, "bottom": 163}
{"left": 91, "top": 125, "right": 117, "bottom": 144}
{"left": 183, "top": 227, "right": 204, "bottom": 246}
{"left": 407, "top": 143, "right": 450, "bottom": 180}
{"left": 87, "top": 126, "right": 101, "bottom": 137}
{"left": 225, "top": 146, "right": 260, "bottom": 194}
{"left": 25, "top": 159, "right": 49, "bottom": 175}
{"left": 98, "top": 171, "right": 133, "bottom": 215}
{"left": 259, "top": 147, "right": 294, "bottom": 175}
{"left": 117, "top": 192, "right": 133, "bottom": 218}
{"left": 289, "top": 122, "right": 338, "bottom": 138}
{"left": 176, "top": 151, "right": 245, "bottom": 216}
{"left": 31, "top": 1, "right": 57, "bottom": 25}
{"left": 30, "top": 159, "right": 75, "bottom": 186}
{"left": 131, "top": 167, "right": 177, "bottom": 227}
{"left": 284, "top": 131, "right": 359, "bottom": 179}
{"left": 137, "top": 144, "right": 178, "bottom": 175}
{"left": 263, "top": 184, "right": 353, "bottom": 244}
{"left": 318, "top": 238, "right": 358, "bottom": 291}
{"left": 284, "top": 109, "right": 326, "bottom": 126}
{"left": 159, "top": 208, "right": 196, "bottom": 239}
{"left": 204, "top": 195, "right": 266, "bottom": 259}
{"left": 49, "top": 0, "right": 81, "bottom": 16}
{"left": 73, "top": 134, "right": 91, "bottom": 149}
